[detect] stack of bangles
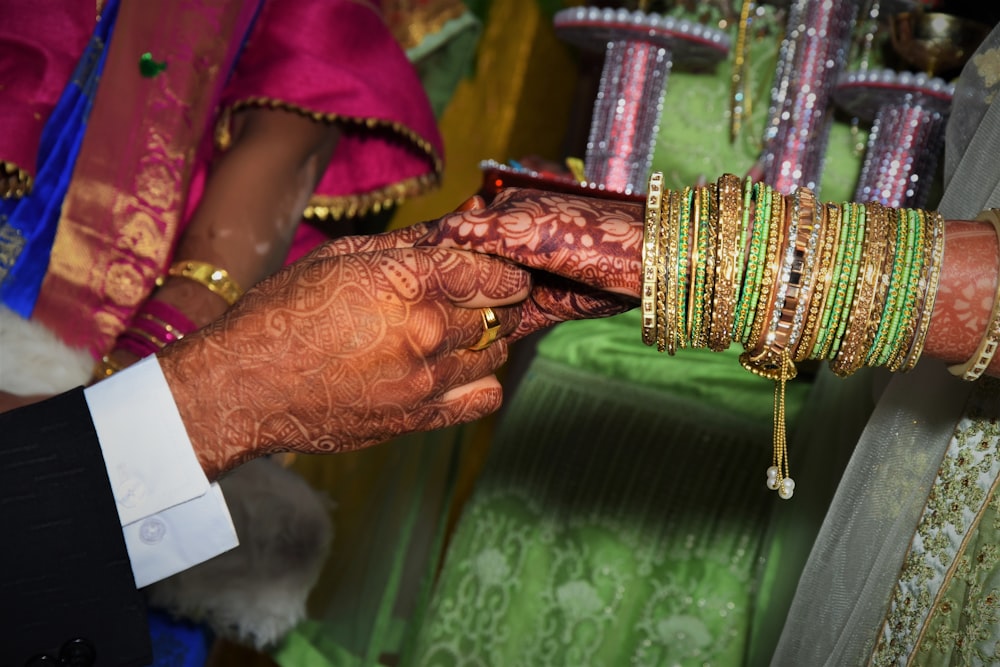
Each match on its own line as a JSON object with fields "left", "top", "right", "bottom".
{"left": 640, "top": 171, "right": 961, "bottom": 499}
{"left": 93, "top": 260, "right": 244, "bottom": 381}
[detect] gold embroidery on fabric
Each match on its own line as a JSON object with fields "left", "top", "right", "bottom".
{"left": 0, "top": 224, "right": 26, "bottom": 281}
{"left": 973, "top": 48, "right": 1000, "bottom": 105}
{"left": 384, "top": 0, "right": 469, "bottom": 50}
{"left": 135, "top": 146, "right": 184, "bottom": 213}
{"left": 972, "top": 48, "right": 1000, "bottom": 90}
{"left": 870, "top": 379, "right": 1000, "bottom": 666}
{"left": 1, "top": 161, "right": 32, "bottom": 199}
{"left": 38, "top": 0, "right": 248, "bottom": 357}
{"left": 907, "top": 495, "right": 1000, "bottom": 664}
{"left": 104, "top": 261, "right": 147, "bottom": 307}
{"left": 118, "top": 212, "right": 170, "bottom": 266}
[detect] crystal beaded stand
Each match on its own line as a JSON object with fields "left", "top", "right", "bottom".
{"left": 833, "top": 68, "right": 953, "bottom": 208}
{"left": 760, "top": 0, "right": 860, "bottom": 195}
{"left": 554, "top": 7, "right": 729, "bottom": 195}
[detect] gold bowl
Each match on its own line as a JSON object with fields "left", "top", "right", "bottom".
{"left": 890, "top": 11, "right": 991, "bottom": 76}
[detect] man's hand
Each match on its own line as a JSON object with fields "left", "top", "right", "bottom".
{"left": 158, "top": 246, "right": 529, "bottom": 479}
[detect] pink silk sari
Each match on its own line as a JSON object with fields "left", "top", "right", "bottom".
{"left": 1, "top": 0, "right": 443, "bottom": 358}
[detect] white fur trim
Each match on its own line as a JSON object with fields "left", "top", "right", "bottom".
{"left": 145, "top": 458, "right": 334, "bottom": 649}
{"left": 0, "top": 305, "right": 93, "bottom": 393}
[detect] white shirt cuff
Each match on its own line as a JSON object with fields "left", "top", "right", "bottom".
{"left": 84, "top": 355, "right": 239, "bottom": 587}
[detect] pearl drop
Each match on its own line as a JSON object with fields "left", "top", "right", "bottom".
{"left": 766, "top": 466, "right": 780, "bottom": 490}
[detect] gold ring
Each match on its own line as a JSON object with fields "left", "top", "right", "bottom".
{"left": 468, "top": 306, "right": 502, "bottom": 351}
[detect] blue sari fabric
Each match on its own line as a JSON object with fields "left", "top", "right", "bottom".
{"left": 0, "top": 0, "right": 117, "bottom": 317}
{"left": 1, "top": 2, "right": 214, "bottom": 664}
{"left": 147, "top": 609, "right": 212, "bottom": 667}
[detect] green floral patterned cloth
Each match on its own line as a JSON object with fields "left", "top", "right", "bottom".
{"left": 402, "top": 5, "right": 872, "bottom": 665}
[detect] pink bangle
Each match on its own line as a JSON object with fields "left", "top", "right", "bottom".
{"left": 117, "top": 330, "right": 162, "bottom": 359}
{"left": 138, "top": 300, "right": 198, "bottom": 339}
{"left": 114, "top": 301, "right": 198, "bottom": 359}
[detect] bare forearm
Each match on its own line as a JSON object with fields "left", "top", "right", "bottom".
{"left": 158, "top": 108, "right": 339, "bottom": 326}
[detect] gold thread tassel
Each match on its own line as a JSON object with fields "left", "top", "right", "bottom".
{"left": 741, "top": 348, "right": 797, "bottom": 499}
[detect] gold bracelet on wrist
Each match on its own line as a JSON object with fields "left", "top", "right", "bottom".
{"left": 164, "top": 260, "right": 244, "bottom": 306}
{"left": 709, "top": 174, "right": 742, "bottom": 352}
{"left": 641, "top": 173, "right": 663, "bottom": 346}
{"left": 655, "top": 189, "right": 678, "bottom": 352}
{"left": 93, "top": 354, "right": 124, "bottom": 382}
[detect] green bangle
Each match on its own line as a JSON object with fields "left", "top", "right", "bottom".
{"left": 828, "top": 203, "right": 867, "bottom": 359}
{"left": 872, "top": 207, "right": 917, "bottom": 367}
{"left": 888, "top": 209, "right": 928, "bottom": 371}
{"left": 867, "top": 206, "right": 906, "bottom": 366}
{"left": 736, "top": 183, "right": 772, "bottom": 344}
{"left": 731, "top": 176, "right": 754, "bottom": 324}
{"left": 673, "top": 186, "right": 693, "bottom": 351}
{"left": 809, "top": 202, "right": 852, "bottom": 359}
{"left": 901, "top": 211, "right": 946, "bottom": 371}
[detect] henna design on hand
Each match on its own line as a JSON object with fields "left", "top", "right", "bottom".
{"left": 925, "top": 220, "right": 1000, "bottom": 371}
{"left": 158, "top": 247, "right": 529, "bottom": 478}
{"left": 425, "top": 189, "right": 643, "bottom": 295}
{"left": 311, "top": 189, "right": 644, "bottom": 336}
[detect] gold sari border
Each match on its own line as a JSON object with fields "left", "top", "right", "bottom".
{"left": 303, "top": 170, "right": 440, "bottom": 222}
{"left": 217, "top": 97, "right": 444, "bottom": 172}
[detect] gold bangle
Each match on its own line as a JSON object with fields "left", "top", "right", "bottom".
{"left": 686, "top": 186, "right": 703, "bottom": 346}
{"left": 641, "top": 173, "right": 663, "bottom": 347}
{"left": 655, "top": 189, "right": 678, "bottom": 352}
{"left": 136, "top": 312, "right": 188, "bottom": 341}
{"left": 948, "top": 209, "right": 1000, "bottom": 380}
{"left": 768, "top": 188, "right": 816, "bottom": 357}
{"left": 832, "top": 202, "right": 891, "bottom": 377}
{"left": 796, "top": 202, "right": 839, "bottom": 361}
{"left": 666, "top": 187, "right": 690, "bottom": 355}
{"left": 787, "top": 188, "right": 822, "bottom": 355}
{"left": 901, "top": 210, "right": 945, "bottom": 372}
{"left": 165, "top": 260, "right": 244, "bottom": 306}
{"left": 859, "top": 202, "right": 897, "bottom": 368}
{"left": 697, "top": 183, "right": 718, "bottom": 350}
{"left": 747, "top": 191, "right": 787, "bottom": 354}
{"left": 709, "top": 174, "right": 742, "bottom": 351}
{"left": 123, "top": 326, "right": 169, "bottom": 350}
{"left": 92, "top": 354, "right": 123, "bottom": 381}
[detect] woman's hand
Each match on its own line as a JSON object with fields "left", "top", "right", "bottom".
{"left": 314, "top": 189, "right": 645, "bottom": 337}
{"left": 427, "top": 188, "right": 643, "bottom": 296}
{"left": 158, "top": 246, "right": 529, "bottom": 479}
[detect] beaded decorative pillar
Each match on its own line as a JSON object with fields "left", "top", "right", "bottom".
{"left": 834, "top": 70, "right": 953, "bottom": 207}
{"left": 760, "top": 0, "right": 861, "bottom": 194}
{"left": 554, "top": 7, "right": 729, "bottom": 194}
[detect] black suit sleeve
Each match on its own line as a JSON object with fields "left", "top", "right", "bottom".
{"left": 0, "top": 388, "right": 151, "bottom": 667}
